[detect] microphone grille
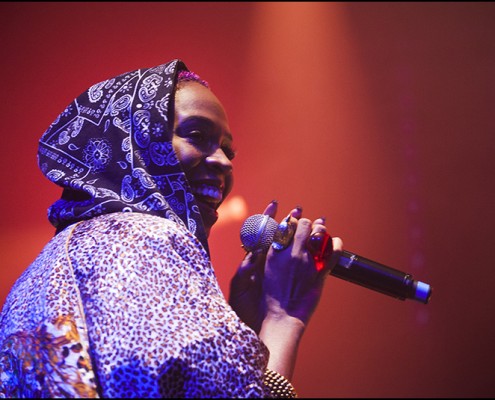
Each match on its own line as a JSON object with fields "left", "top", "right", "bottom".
{"left": 240, "top": 214, "right": 278, "bottom": 253}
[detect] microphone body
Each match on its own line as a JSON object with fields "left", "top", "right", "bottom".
{"left": 332, "top": 250, "right": 431, "bottom": 303}
{"left": 240, "top": 214, "right": 432, "bottom": 304}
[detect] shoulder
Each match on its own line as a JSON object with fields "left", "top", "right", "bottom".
{"left": 71, "top": 211, "right": 185, "bottom": 236}
{"left": 67, "top": 211, "right": 209, "bottom": 265}
{"left": 69, "top": 212, "right": 195, "bottom": 246}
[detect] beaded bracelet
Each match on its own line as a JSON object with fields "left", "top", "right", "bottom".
{"left": 263, "top": 368, "right": 298, "bottom": 398}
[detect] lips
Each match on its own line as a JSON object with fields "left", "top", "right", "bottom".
{"left": 190, "top": 183, "right": 223, "bottom": 203}
{"left": 189, "top": 182, "right": 223, "bottom": 229}
{"left": 190, "top": 181, "right": 225, "bottom": 216}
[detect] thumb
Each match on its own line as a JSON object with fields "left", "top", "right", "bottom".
{"left": 237, "top": 249, "right": 267, "bottom": 278}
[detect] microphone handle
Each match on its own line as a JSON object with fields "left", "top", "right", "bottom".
{"left": 332, "top": 250, "right": 431, "bottom": 304}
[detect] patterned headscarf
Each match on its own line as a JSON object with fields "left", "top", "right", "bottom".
{"left": 37, "top": 59, "right": 210, "bottom": 253}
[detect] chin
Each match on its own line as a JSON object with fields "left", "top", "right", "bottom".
{"left": 204, "top": 226, "right": 212, "bottom": 238}
{"left": 196, "top": 202, "right": 219, "bottom": 238}
{"left": 200, "top": 213, "right": 217, "bottom": 239}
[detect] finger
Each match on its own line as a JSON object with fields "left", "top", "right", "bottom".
{"left": 324, "top": 236, "right": 344, "bottom": 274}
{"left": 269, "top": 205, "right": 305, "bottom": 252}
{"left": 292, "top": 217, "right": 312, "bottom": 254}
{"left": 311, "top": 218, "right": 327, "bottom": 236}
{"left": 307, "top": 217, "right": 329, "bottom": 257}
{"left": 238, "top": 249, "right": 267, "bottom": 276}
{"left": 289, "top": 205, "right": 303, "bottom": 219}
{"left": 312, "top": 216, "right": 326, "bottom": 227}
{"left": 262, "top": 200, "right": 278, "bottom": 218}
{"left": 307, "top": 231, "right": 330, "bottom": 258}
{"left": 271, "top": 213, "right": 297, "bottom": 251}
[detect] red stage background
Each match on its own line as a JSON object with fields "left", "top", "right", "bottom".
{"left": 1, "top": 2, "right": 494, "bottom": 397}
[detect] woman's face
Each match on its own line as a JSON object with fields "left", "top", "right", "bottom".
{"left": 172, "top": 81, "right": 235, "bottom": 237}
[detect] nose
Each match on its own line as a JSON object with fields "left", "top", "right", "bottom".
{"left": 205, "top": 147, "right": 233, "bottom": 173}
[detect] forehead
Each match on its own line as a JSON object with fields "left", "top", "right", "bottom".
{"left": 174, "top": 81, "right": 228, "bottom": 122}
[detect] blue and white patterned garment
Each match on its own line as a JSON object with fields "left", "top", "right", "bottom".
{"left": 37, "top": 59, "right": 209, "bottom": 253}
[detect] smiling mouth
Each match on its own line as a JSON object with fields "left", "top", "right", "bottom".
{"left": 190, "top": 183, "right": 223, "bottom": 207}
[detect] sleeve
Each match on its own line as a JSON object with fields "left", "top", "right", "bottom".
{"left": 0, "top": 223, "right": 99, "bottom": 398}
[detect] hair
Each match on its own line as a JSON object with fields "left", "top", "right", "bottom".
{"left": 177, "top": 70, "right": 210, "bottom": 89}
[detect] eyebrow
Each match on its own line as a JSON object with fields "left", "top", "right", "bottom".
{"left": 180, "top": 115, "right": 234, "bottom": 142}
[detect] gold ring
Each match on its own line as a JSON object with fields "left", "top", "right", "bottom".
{"left": 271, "top": 214, "right": 297, "bottom": 251}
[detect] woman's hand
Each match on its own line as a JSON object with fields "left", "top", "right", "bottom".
{"left": 258, "top": 206, "right": 343, "bottom": 380}
{"left": 262, "top": 209, "right": 343, "bottom": 326}
{"left": 229, "top": 201, "right": 343, "bottom": 332}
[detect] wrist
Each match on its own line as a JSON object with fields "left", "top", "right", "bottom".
{"left": 259, "top": 313, "right": 306, "bottom": 380}
{"left": 262, "top": 310, "right": 306, "bottom": 334}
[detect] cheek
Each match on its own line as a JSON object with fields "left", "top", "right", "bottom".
{"left": 172, "top": 138, "right": 199, "bottom": 171}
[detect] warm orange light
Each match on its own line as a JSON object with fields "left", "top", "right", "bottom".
{"left": 216, "top": 195, "right": 249, "bottom": 226}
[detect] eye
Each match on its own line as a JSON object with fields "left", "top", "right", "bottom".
{"left": 222, "top": 145, "right": 236, "bottom": 161}
{"left": 187, "top": 129, "right": 206, "bottom": 143}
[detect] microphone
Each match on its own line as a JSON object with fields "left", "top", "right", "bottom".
{"left": 240, "top": 214, "right": 432, "bottom": 304}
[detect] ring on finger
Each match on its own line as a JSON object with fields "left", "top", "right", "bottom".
{"left": 307, "top": 231, "right": 333, "bottom": 263}
{"left": 271, "top": 214, "right": 297, "bottom": 251}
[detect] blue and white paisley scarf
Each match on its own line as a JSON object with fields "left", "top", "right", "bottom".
{"left": 37, "top": 59, "right": 209, "bottom": 253}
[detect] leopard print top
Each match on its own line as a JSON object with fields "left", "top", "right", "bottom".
{"left": 0, "top": 212, "right": 271, "bottom": 398}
